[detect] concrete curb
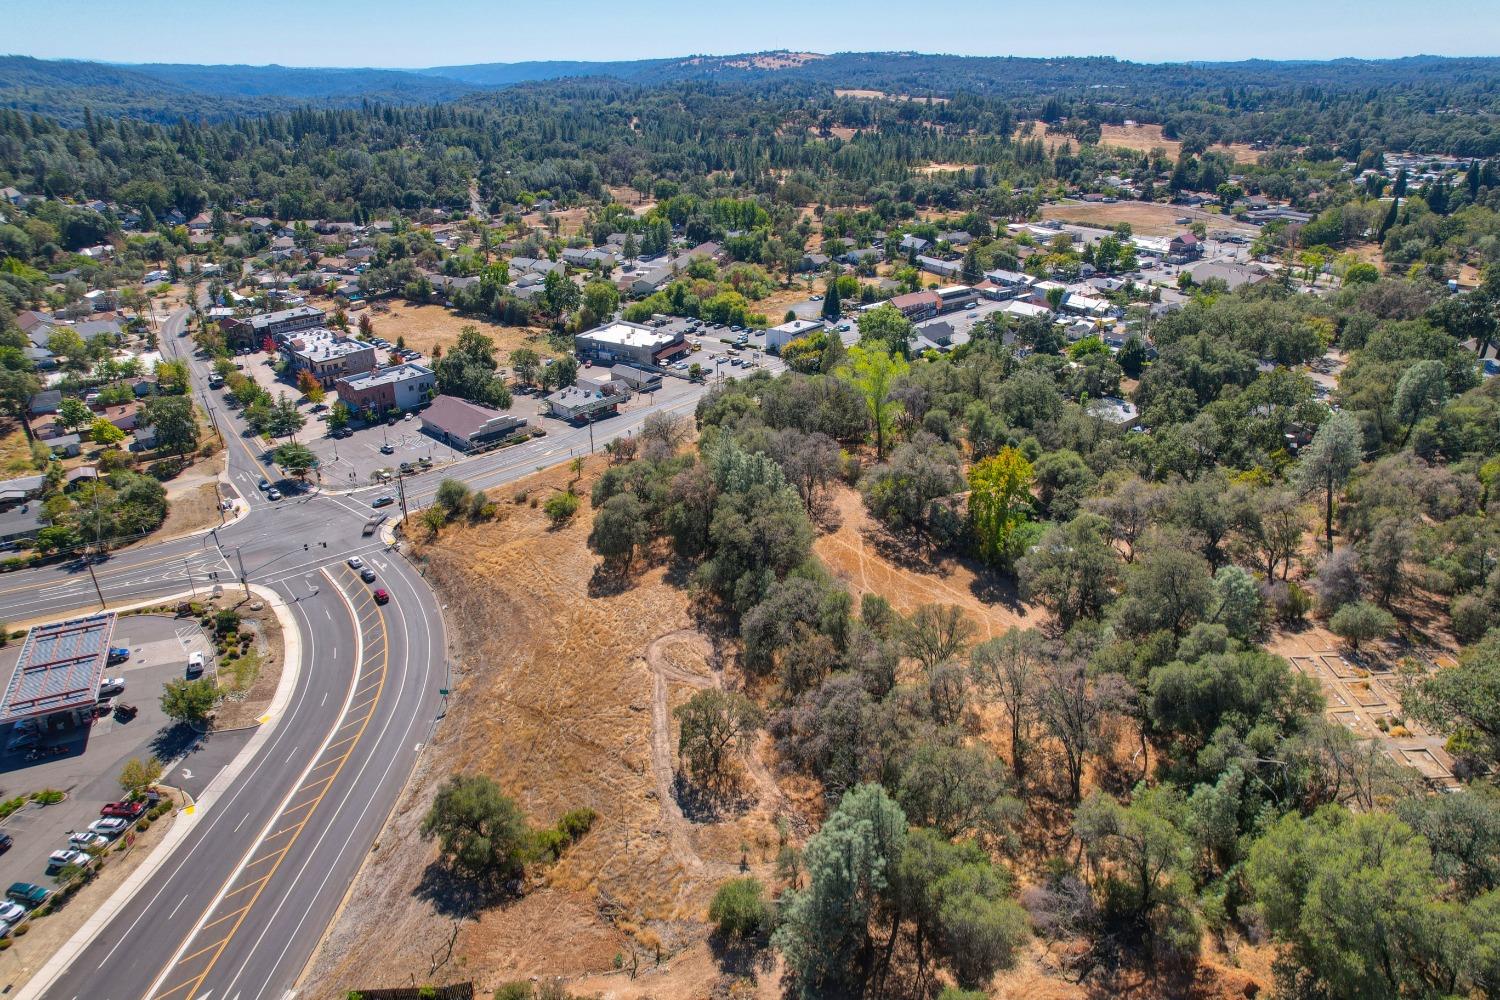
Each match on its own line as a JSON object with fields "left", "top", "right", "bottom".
{"left": 13, "top": 583, "right": 302, "bottom": 1000}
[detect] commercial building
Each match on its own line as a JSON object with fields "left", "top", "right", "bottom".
{"left": 889, "top": 290, "right": 941, "bottom": 322}
{"left": 0, "top": 613, "right": 116, "bottom": 727}
{"left": 420, "top": 395, "right": 527, "bottom": 452}
{"left": 283, "top": 329, "right": 377, "bottom": 387}
{"left": 545, "top": 386, "right": 621, "bottom": 422}
{"left": 610, "top": 364, "right": 662, "bottom": 391}
{"left": 574, "top": 321, "right": 687, "bottom": 367}
{"left": 220, "top": 306, "right": 325, "bottom": 351}
{"left": 934, "top": 285, "right": 979, "bottom": 313}
{"left": 765, "top": 318, "right": 824, "bottom": 353}
{"left": 334, "top": 363, "right": 436, "bottom": 418}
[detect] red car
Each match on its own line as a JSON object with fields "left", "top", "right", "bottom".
{"left": 100, "top": 800, "right": 147, "bottom": 820}
{"left": 373, "top": 588, "right": 390, "bottom": 605}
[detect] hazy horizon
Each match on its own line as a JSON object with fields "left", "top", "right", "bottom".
{"left": 6, "top": 0, "right": 1498, "bottom": 70}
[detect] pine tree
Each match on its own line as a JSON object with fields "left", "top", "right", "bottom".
{"left": 1378, "top": 197, "right": 1399, "bottom": 241}
{"left": 821, "top": 278, "right": 840, "bottom": 321}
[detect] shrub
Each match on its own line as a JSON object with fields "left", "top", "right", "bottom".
{"left": 1329, "top": 600, "right": 1397, "bottom": 652}
{"left": 557, "top": 808, "right": 596, "bottom": 841}
{"left": 531, "top": 827, "right": 568, "bottom": 861}
{"left": 214, "top": 609, "right": 241, "bottom": 635}
{"left": 493, "top": 984, "right": 532, "bottom": 1000}
{"left": 32, "top": 789, "right": 63, "bottom": 805}
{"left": 542, "top": 490, "right": 580, "bottom": 525}
{"left": 1449, "top": 593, "right": 1490, "bottom": 644}
{"left": 708, "top": 876, "right": 771, "bottom": 940}
{"left": 13, "top": 922, "right": 27, "bottom": 936}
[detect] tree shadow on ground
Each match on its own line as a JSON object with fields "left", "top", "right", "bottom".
{"left": 673, "top": 770, "right": 755, "bottom": 823}
{"left": 708, "top": 932, "right": 775, "bottom": 979}
{"left": 149, "top": 721, "right": 200, "bottom": 762}
{"left": 412, "top": 859, "right": 519, "bottom": 918}
{"left": 586, "top": 564, "right": 630, "bottom": 597}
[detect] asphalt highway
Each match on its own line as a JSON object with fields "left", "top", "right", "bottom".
{"left": 0, "top": 301, "right": 744, "bottom": 999}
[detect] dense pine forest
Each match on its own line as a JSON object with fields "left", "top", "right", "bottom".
{"left": 2, "top": 50, "right": 1500, "bottom": 999}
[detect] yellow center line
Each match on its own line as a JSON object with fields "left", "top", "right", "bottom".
{"left": 150, "top": 576, "right": 390, "bottom": 1000}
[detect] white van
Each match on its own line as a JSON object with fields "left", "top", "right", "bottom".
{"left": 186, "top": 652, "right": 205, "bottom": 678}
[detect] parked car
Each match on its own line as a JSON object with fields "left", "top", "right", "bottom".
{"left": 347, "top": 556, "right": 364, "bottom": 569}
{"left": 0, "top": 832, "right": 11, "bottom": 853}
{"left": 0, "top": 900, "right": 26, "bottom": 923}
{"left": 100, "top": 801, "right": 147, "bottom": 820}
{"left": 88, "top": 817, "right": 128, "bottom": 837}
{"left": 360, "top": 567, "right": 377, "bottom": 583}
{"left": 372, "top": 588, "right": 390, "bottom": 605}
{"left": 97, "top": 678, "right": 125, "bottom": 698}
{"left": 107, "top": 647, "right": 130, "bottom": 665}
{"left": 68, "top": 832, "right": 110, "bottom": 851}
{"left": 266, "top": 489, "right": 282, "bottom": 501}
{"left": 186, "top": 651, "right": 205, "bottom": 678}
{"left": 257, "top": 479, "right": 270, "bottom": 491}
{"left": 6, "top": 883, "right": 49, "bottom": 907}
{"left": 46, "top": 849, "right": 90, "bottom": 873}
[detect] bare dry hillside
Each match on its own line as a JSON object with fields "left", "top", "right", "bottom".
{"left": 302, "top": 459, "right": 790, "bottom": 999}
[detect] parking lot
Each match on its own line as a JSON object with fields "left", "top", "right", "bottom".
{"left": 0, "top": 614, "right": 215, "bottom": 898}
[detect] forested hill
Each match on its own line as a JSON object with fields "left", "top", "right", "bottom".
{"left": 4, "top": 50, "right": 1500, "bottom": 135}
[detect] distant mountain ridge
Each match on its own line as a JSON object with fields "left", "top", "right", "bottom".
{"left": 3, "top": 50, "right": 1498, "bottom": 125}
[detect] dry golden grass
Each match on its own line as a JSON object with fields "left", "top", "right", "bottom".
{"left": 303, "top": 457, "right": 794, "bottom": 999}
{"left": 814, "top": 487, "right": 1045, "bottom": 642}
{"left": 915, "top": 162, "right": 980, "bottom": 175}
{"left": 0, "top": 422, "right": 36, "bottom": 476}
{"left": 362, "top": 301, "right": 558, "bottom": 362}
{"left": 1022, "top": 121, "right": 1263, "bottom": 165}
{"left": 836, "top": 88, "right": 949, "bottom": 105}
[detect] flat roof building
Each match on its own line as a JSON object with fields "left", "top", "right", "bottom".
{"left": 0, "top": 613, "right": 116, "bottom": 725}
{"left": 545, "top": 385, "right": 622, "bottom": 422}
{"left": 283, "top": 329, "right": 377, "bottom": 387}
{"left": 766, "top": 318, "right": 824, "bottom": 353}
{"left": 335, "top": 363, "right": 435, "bottom": 418}
{"left": 221, "top": 306, "right": 325, "bottom": 350}
{"left": 574, "top": 321, "right": 687, "bottom": 367}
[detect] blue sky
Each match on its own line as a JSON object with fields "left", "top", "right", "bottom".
{"left": 7, "top": 0, "right": 1498, "bottom": 67}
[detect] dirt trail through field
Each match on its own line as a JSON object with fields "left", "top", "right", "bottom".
{"left": 643, "top": 629, "right": 790, "bottom": 889}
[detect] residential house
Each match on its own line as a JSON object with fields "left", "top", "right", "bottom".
{"left": 898, "top": 234, "right": 930, "bottom": 254}
{"left": 0, "top": 475, "right": 46, "bottom": 506}
{"left": 911, "top": 320, "right": 959, "bottom": 354}
{"left": 1167, "top": 233, "right": 1202, "bottom": 261}
{"left": 29, "top": 390, "right": 61, "bottom": 417}
{"left": 0, "top": 503, "right": 45, "bottom": 546}
{"left": 797, "top": 253, "right": 831, "bottom": 273}
{"left": 938, "top": 231, "right": 973, "bottom": 247}
{"left": 48, "top": 434, "right": 81, "bottom": 458}
{"left": 839, "top": 247, "right": 882, "bottom": 266}
{"left": 420, "top": 395, "right": 527, "bottom": 452}
{"left": 916, "top": 256, "right": 962, "bottom": 279}
{"left": 187, "top": 212, "right": 213, "bottom": 232}
{"left": 1183, "top": 260, "right": 1269, "bottom": 291}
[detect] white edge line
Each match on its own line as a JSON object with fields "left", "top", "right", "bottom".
{"left": 139, "top": 569, "right": 363, "bottom": 1000}
{"left": 14, "top": 583, "right": 302, "bottom": 1000}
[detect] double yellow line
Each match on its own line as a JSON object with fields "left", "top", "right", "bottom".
{"left": 150, "top": 570, "right": 387, "bottom": 1000}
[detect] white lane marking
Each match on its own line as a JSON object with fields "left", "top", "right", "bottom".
{"left": 225, "top": 565, "right": 432, "bottom": 997}
{"left": 168, "top": 894, "right": 190, "bottom": 919}
{"left": 286, "top": 746, "right": 298, "bottom": 764}
{"left": 320, "top": 691, "right": 327, "bottom": 707}
{"left": 141, "top": 571, "right": 362, "bottom": 1000}
{"left": 88, "top": 598, "right": 320, "bottom": 972}
{"left": 233, "top": 812, "right": 250, "bottom": 833}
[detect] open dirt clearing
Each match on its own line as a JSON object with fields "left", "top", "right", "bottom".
{"left": 814, "top": 487, "right": 1045, "bottom": 642}
{"left": 363, "top": 302, "right": 558, "bottom": 363}
{"left": 1041, "top": 200, "right": 1258, "bottom": 238}
{"left": 302, "top": 458, "right": 794, "bottom": 999}
{"left": 1022, "top": 122, "right": 1264, "bottom": 165}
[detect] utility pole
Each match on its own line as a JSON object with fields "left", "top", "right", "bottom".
{"left": 395, "top": 470, "right": 409, "bottom": 523}
{"left": 236, "top": 547, "right": 249, "bottom": 597}
{"left": 588, "top": 416, "right": 595, "bottom": 455}
{"left": 185, "top": 557, "right": 197, "bottom": 598}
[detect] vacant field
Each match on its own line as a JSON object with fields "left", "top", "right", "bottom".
{"left": 836, "top": 88, "right": 949, "bottom": 104}
{"left": 521, "top": 205, "right": 591, "bottom": 238}
{"left": 915, "top": 161, "right": 980, "bottom": 175}
{"left": 357, "top": 301, "right": 558, "bottom": 362}
{"left": 302, "top": 457, "right": 797, "bottom": 999}
{"left": 1041, "top": 199, "right": 1257, "bottom": 237}
{"left": 0, "top": 422, "right": 34, "bottom": 475}
{"left": 1022, "top": 121, "right": 1264, "bottom": 165}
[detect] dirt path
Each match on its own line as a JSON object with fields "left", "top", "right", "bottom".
{"left": 641, "top": 629, "right": 788, "bottom": 890}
